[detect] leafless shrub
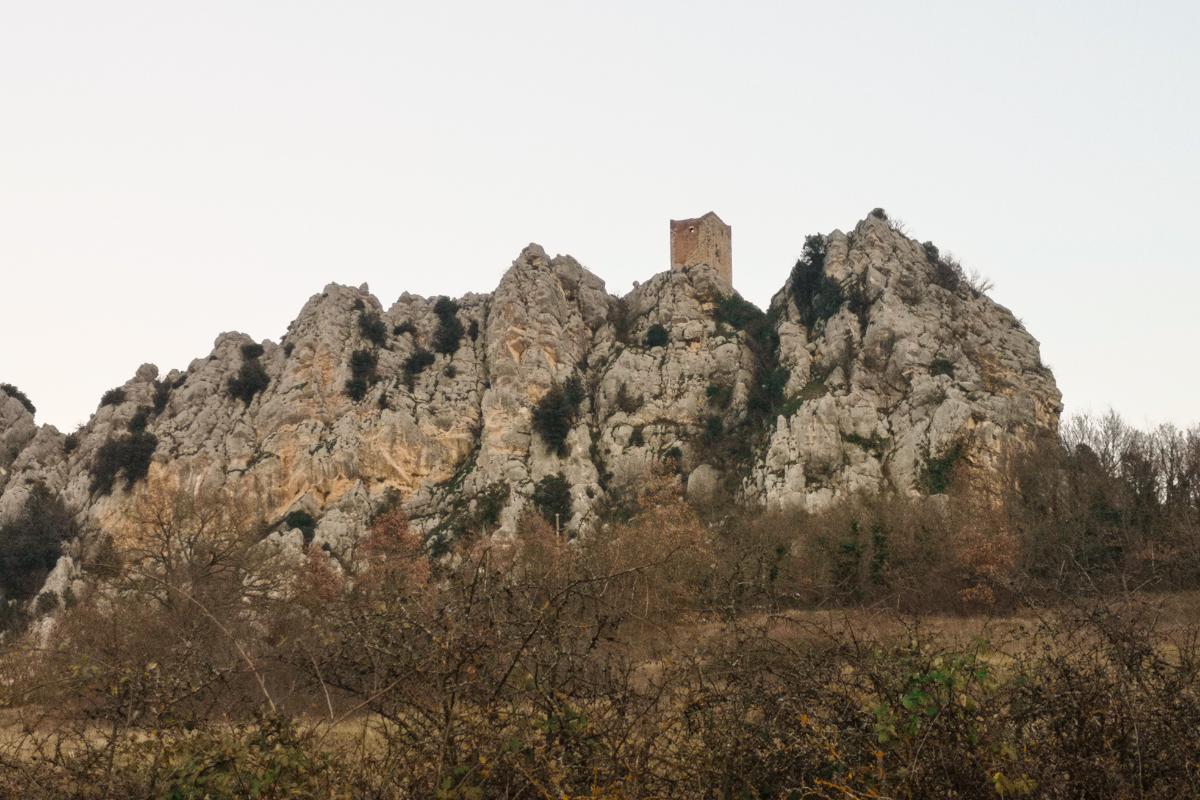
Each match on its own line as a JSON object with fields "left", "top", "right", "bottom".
{"left": 965, "top": 266, "right": 995, "bottom": 295}
{"left": 2, "top": 431, "right": 1199, "bottom": 797}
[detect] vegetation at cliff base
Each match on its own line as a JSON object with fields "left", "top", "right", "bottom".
{"left": 922, "top": 441, "right": 964, "bottom": 494}
{"left": 1, "top": 460, "right": 1198, "bottom": 798}
{"left": 531, "top": 472, "right": 572, "bottom": 526}
{"left": 0, "top": 483, "right": 77, "bottom": 621}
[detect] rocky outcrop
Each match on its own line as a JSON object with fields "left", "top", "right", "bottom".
{"left": 411, "top": 244, "right": 613, "bottom": 541}
{"left": 0, "top": 392, "right": 39, "bottom": 495}
{"left": 0, "top": 212, "right": 1061, "bottom": 602}
{"left": 749, "top": 215, "right": 1060, "bottom": 511}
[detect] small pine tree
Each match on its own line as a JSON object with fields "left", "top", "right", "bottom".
{"left": 643, "top": 324, "right": 669, "bottom": 348}
{"left": 532, "top": 379, "right": 586, "bottom": 455}
{"left": 790, "top": 234, "right": 844, "bottom": 329}
{"left": 345, "top": 349, "right": 380, "bottom": 401}
{"left": 531, "top": 473, "right": 572, "bottom": 527}
{"left": 358, "top": 312, "right": 388, "bottom": 346}
{"left": 432, "top": 298, "right": 465, "bottom": 355}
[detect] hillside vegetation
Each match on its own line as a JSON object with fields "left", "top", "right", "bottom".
{"left": 0, "top": 410, "right": 1198, "bottom": 798}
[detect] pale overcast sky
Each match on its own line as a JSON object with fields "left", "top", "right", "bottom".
{"left": 2, "top": 1, "right": 1197, "bottom": 432}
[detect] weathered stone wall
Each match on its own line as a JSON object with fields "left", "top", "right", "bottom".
{"left": 670, "top": 212, "right": 732, "bottom": 287}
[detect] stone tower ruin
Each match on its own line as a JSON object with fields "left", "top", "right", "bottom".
{"left": 670, "top": 212, "right": 732, "bottom": 287}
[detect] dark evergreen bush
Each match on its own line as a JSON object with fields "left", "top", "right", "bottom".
{"left": 358, "top": 311, "right": 388, "bottom": 346}
{"left": 152, "top": 380, "right": 171, "bottom": 414}
{"left": 346, "top": 349, "right": 380, "bottom": 401}
{"left": 127, "top": 406, "right": 152, "bottom": 435}
{"left": 240, "top": 343, "right": 265, "bottom": 360}
{"left": 933, "top": 259, "right": 963, "bottom": 292}
{"left": 62, "top": 433, "right": 79, "bottom": 454}
{"left": 393, "top": 321, "right": 417, "bottom": 337}
{"left": 922, "top": 442, "right": 963, "bottom": 494}
{"left": 563, "top": 376, "right": 585, "bottom": 408}
{"left": 351, "top": 349, "right": 378, "bottom": 376}
{"left": 643, "top": 324, "right": 669, "bottom": 348}
{"left": 0, "top": 482, "right": 77, "bottom": 609}
{"left": 706, "top": 383, "right": 732, "bottom": 409}
{"left": 703, "top": 415, "right": 724, "bottom": 444}
{"left": 403, "top": 349, "right": 435, "bottom": 377}
{"left": 0, "top": 383, "right": 35, "bottom": 415}
{"left": 922, "top": 241, "right": 941, "bottom": 264}
{"left": 228, "top": 359, "right": 270, "bottom": 405}
{"left": 532, "top": 380, "right": 585, "bottom": 455}
{"left": 33, "top": 592, "right": 58, "bottom": 615}
{"left": 715, "top": 293, "right": 778, "bottom": 359}
{"left": 843, "top": 432, "right": 889, "bottom": 457}
{"left": 711, "top": 290, "right": 789, "bottom": 435}
{"left": 923, "top": 241, "right": 964, "bottom": 293}
{"left": 747, "top": 366, "right": 789, "bottom": 420}
{"left": 352, "top": 298, "right": 365, "bottom": 311}
{"left": 616, "top": 384, "right": 642, "bottom": 414}
{"left": 714, "top": 295, "right": 761, "bottom": 330}
{"left": 283, "top": 342, "right": 295, "bottom": 357}
{"left": 608, "top": 298, "right": 635, "bottom": 345}
{"left": 432, "top": 297, "right": 464, "bottom": 355}
{"left": 473, "top": 483, "right": 510, "bottom": 529}
{"left": 930, "top": 358, "right": 955, "bottom": 377}
{"left": 790, "top": 234, "right": 844, "bottom": 329}
{"left": 99, "top": 387, "right": 126, "bottom": 408}
{"left": 531, "top": 473, "right": 572, "bottom": 527}
{"left": 467, "top": 319, "right": 480, "bottom": 341}
{"left": 869, "top": 207, "right": 889, "bottom": 220}
{"left": 32, "top": 592, "right": 57, "bottom": 618}
{"left": 90, "top": 431, "right": 158, "bottom": 495}
{"left": 284, "top": 510, "right": 317, "bottom": 543}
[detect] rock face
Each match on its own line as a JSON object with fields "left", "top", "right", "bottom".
{"left": 0, "top": 213, "right": 1061, "bottom": 601}
{"left": 749, "top": 215, "right": 1061, "bottom": 511}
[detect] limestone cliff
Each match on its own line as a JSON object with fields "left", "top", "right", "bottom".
{"left": 751, "top": 215, "right": 1061, "bottom": 510}
{"left": 0, "top": 212, "right": 1061, "bottom": 603}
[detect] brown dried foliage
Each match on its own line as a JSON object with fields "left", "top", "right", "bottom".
{"left": 0, "top": 418, "right": 1198, "bottom": 797}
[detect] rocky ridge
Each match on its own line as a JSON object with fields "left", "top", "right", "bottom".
{"left": 0, "top": 212, "right": 1061, "bottom": 604}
